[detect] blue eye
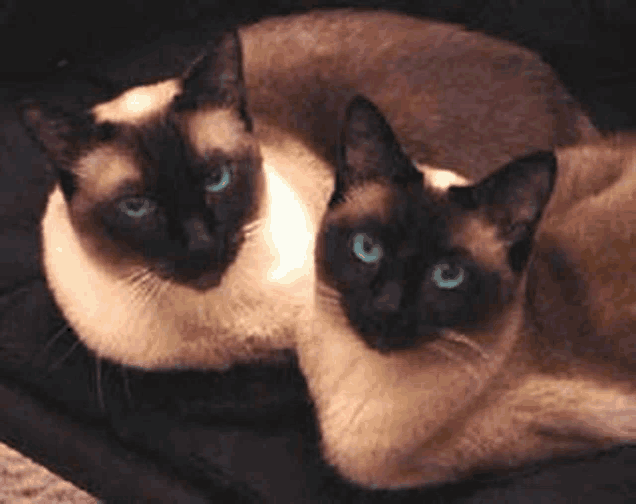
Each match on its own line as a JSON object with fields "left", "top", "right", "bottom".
{"left": 205, "top": 164, "right": 233, "bottom": 193}
{"left": 118, "top": 197, "right": 156, "bottom": 218}
{"left": 351, "top": 233, "right": 383, "bottom": 264}
{"left": 431, "top": 263, "right": 465, "bottom": 289}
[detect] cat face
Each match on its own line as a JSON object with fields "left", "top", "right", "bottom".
{"left": 316, "top": 95, "right": 556, "bottom": 352}
{"left": 23, "top": 32, "right": 263, "bottom": 291}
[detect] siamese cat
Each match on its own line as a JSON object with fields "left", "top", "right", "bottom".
{"left": 297, "top": 94, "right": 636, "bottom": 489}
{"left": 22, "top": 9, "right": 598, "bottom": 372}
{"left": 22, "top": 31, "right": 334, "bottom": 370}
{"left": 241, "top": 9, "right": 598, "bottom": 181}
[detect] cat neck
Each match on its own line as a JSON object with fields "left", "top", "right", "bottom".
{"left": 40, "top": 121, "right": 334, "bottom": 371}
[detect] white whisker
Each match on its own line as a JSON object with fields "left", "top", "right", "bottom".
{"left": 48, "top": 339, "right": 81, "bottom": 371}
{"left": 35, "top": 322, "right": 72, "bottom": 365}
{"left": 120, "top": 367, "right": 132, "bottom": 406}
{"left": 348, "top": 398, "right": 370, "bottom": 428}
{"left": 442, "top": 331, "right": 490, "bottom": 360}
{"left": 316, "top": 282, "right": 342, "bottom": 300}
{"left": 125, "top": 267, "right": 162, "bottom": 307}
{"left": 242, "top": 217, "right": 265, "bottom": 235}
{"left": 429, "top": 341, "right": 480, "bottom": 381}
{"left": 95, "top": 358, "right": 105, "bottom": 414}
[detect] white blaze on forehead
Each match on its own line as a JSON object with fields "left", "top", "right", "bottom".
{"left": 186, "top": 108, "right": 251, "bottom": 155}
{"left": 92, "top": 78, "right": 182, "bottom": 125}
{"left": 262, "top": 164, "right": 314, "bottom": 284}
{"left": 420, "top": 165, "right": 471, "bottom": 190}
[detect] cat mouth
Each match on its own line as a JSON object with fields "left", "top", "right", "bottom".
{"left": 187, "top": 270, "right": 224, "bottom": 291}
{"left": 155, "top": 233, "right": 244, "bottom": 290}
{"left": 357, "top": 325, "right": 431, "bottom": 352}
{"left": 355, "top": 318, "right": 446, "bottom": 353}
{"left": 152, "top": 256, "right": 228, "bottom": 291}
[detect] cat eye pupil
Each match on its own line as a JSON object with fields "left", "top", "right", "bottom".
{"left": 118, "top": 197, "right": 155, "bottom": 219}
{"left": 126, "top": 200, "right": 144, "bottom": 211}
{"left": 441, "top": 267, "right": 456, "bottom": 279}
{"left": 205, "top": 163, "right": 233, "bottom": 193}
{"left": 431, "top": 263, "right": 465, "bottom": 289}
{"left": 351, "top": 233, "right": 383, "bottom": 264}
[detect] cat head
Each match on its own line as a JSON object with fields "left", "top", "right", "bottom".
{"left": 316, "top": 95, "right": 557, "bottom": 352}
{"left": 21, "top": 31, "right": 263, "bottom": 290}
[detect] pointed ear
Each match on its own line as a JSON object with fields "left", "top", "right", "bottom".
{"left": 19, "top": 101, "right": 73, "bottom": 160}
{"left": 19, "top": 101, "right": 80, "bottom": 199}
{"left": 330, "top": 95, "right": 422, "bottom": 205}
{"left": 19, "top": 100, "right": 115, "bottom": 200}
{"left": 452, "top": 151, "right": 557, "bottom": 271}
{"left": 177, "top": 30, "right": 251, "bottom": 126}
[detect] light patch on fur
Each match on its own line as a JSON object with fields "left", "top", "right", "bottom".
{"left": 40, "top": 121, "right": 334, "bottom": 370}
{"left": 186, "top": 108, "right": 253, "bottom": 156}
{"left": 92, "top": 78, "right": 182, "bottom": 125}
{"left": 74, "top": 146, "right": 139, "bottom": 200}
{"left": 262, "top": 167, "right": 313, "bottom": 283}
{"left": 421, "top": 165, "right": 471, "bottom": 190}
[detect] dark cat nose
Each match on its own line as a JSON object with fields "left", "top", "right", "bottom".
{"left": 183, "top": 217, "right": 213, "bottom": 253}
{"left": 373, "top": 281, "right": 402, "bottom": 312}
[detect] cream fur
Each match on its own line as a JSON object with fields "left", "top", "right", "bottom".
{"left": 40, "top": 120, "right": 333, "bottom": 370}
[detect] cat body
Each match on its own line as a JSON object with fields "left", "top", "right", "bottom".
{"left": 298, "top": 95, "right": 636, "bottom": 489}
{"left": 241, "top": 9, "right": 597, "bottom": 181}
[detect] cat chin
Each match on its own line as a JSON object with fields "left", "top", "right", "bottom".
{"left": 40, "top": 122, "right": 334, "bottom": 371}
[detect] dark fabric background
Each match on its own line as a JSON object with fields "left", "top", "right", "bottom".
{"left": 1, "top": 1, "right": 635, "bottom": 502}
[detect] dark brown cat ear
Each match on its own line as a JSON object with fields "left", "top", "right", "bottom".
{"left": 330, "top": 95, "right": 422, "bottom": 205}
{"left": 19, "top": 100, "right": 115, "bottom": 200}
{"left": 19, "top": 101, "right": 78, "bottom": 199}
{"left": 20, "top": 101, "right": 73, "bottom": 160}
{"left": 177, "top": 30, "right": 251, "bottom": 127}
{"left": 452, "top": 151, "right": 557, "bottom": 271}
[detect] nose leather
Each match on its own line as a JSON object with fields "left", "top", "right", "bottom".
{"left": 184, "top": 217, "right": 212, "bottom": 253}
{"left": 373, "top": 281, "right": 402, "bottom": 312}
